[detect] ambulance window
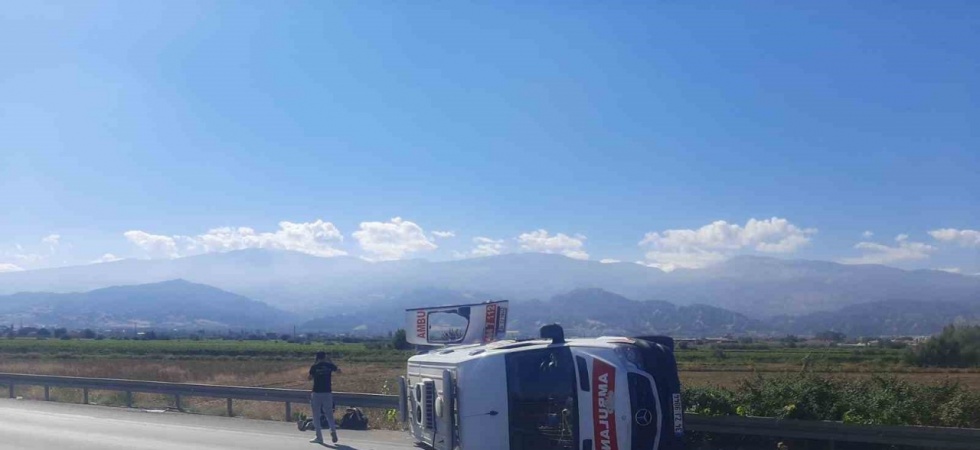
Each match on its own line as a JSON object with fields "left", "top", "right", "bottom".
{"left": 505, "top": 347, "right": 579, "bottom": 450}
{"left": 426, "top": 310, "right": 470, "bottom": 344}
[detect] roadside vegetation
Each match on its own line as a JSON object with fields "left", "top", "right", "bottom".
{"left": 907, "top": 324, "right": 980, "bottom": 368}
{"left": 684, "top": 373, "right": 980, "bottom": 428}
{"left": 3, "top": 324, "right": 980, "bottom": 434}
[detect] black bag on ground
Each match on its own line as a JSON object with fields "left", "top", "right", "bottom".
{"left": 297, "top": 414, "right": 332, "bottom": 432}
{"left": 339, "top": 407, "right": 368, "bottom": 430}
{"left": 298, "top": 401, "right": 337, "bottom": 432}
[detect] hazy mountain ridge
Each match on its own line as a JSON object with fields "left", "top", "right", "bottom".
{"left": 300, "top": 288, "right": 482, "bottom": 333}
{"left": 0, "top": 250, "right": 977, "bottom": 318}
{"left": 301, "top": 287, "right": 979, "bottom": 337}
{"left": 507, "top": 288, "right": 765, "bottom": 337}
{"left": 1, "top": 279, "right": 975, "bottom": 337}
{"left": 0, "top": 279, "right": 295, "bottom": 329}
{"left": 775, "top": 300, "right": 980, "bottom": 337}
{"left": 299, "top": 287, "right": 763, "bottom": 337}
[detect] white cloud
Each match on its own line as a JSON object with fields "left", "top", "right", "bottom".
{"left": 862, "top": 230, "right": 874, "bottom": 238}
{"left": 840, "top": 234, "right": 936, "bottom": 265}
{"left": 90, "top": 253, "right": 123, "bottom": 264}
{"left": 0, "top": 262, "right": 24, "bottom": 272}
{"left": 641, "top": 250, "right": 728, "bottom": 272}
{"left": 929, "top": 228, "right": 980, "bottom": 248}
{"left": 41, "top": 234, "right": 60, "bottom": 249}
{"left": 638, "top": 217, "right": 816, "bottom": 270}
{"left": 124, "top": 230, "right": 180, "bottom": 258}
{"left": 352, "top": 217, "right": 437, "bottom": 261}
{"left": 936, "top": 267, "right": 962, "bottom": 274}
{"left": 1, "top": 239, "right": 52, "bottom": 270}
{"left": 125, "top": 219, "right": 346, "bottom": 259}
{"left": 472, "top": 237, "right": 506, "bottom": 257}
{"left": 192, "top": 220, "right": 345, "bottom": 257}
{"left": 10, "top": 252, "right": 44, "bottom": 264}
{"left": 517, "top": 230, "right": 589, "bottom": 260}
{"left": 634, "top": 260, "right": 682, "bottom": 271}
{"left": 600, "top": 258, "right": 621, "bottom": 264}
{"left": 431, "top": 231, "right": 456, "bottom": 239}
{"left": 453, "top": 237, "right": 506, "bottom": 258}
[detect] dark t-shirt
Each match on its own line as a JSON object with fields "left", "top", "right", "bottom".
{"left": 309, "top": 361, "right": 338, "bottom": 393}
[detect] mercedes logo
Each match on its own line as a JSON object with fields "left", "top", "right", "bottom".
{"left": 634, "top": 408, "right": 653, "bottom": 427}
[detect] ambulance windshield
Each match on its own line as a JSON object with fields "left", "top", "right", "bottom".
{"left": 505, "top": 347, "right": 579, "bottom": 450}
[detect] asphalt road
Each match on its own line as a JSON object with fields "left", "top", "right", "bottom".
{"left": 0, "top": 398, "right": 415, "bottom": 450}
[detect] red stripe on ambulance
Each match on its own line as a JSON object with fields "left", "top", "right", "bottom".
{"left": 592, "top": 359, "right": 619, "bottom": 450}
{"left": 482, "top": 303, "right": 497, "bottom": 343}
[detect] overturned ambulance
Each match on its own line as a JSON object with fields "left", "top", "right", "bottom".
{"left": 398, "top": 300, "right": 684, "bottom": 450}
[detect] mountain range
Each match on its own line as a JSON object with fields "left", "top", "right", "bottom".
{"left": 300, "top": 287, "right": 768, "bottom": 336}
{"left": 3, "top": 281, "right": 977, "bottom": 337}
{"left": 0, "top": 250, "right": 976, "bottom": 319}
{"left": 517, "top": 289, "right": 980, "bottom": 338}
{"left": 0, "top": 279, "right": 294, "bottom": 329}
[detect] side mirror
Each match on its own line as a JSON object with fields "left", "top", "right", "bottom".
{"left": 540, "top": 324, "right": 565, "bottom": 344}
{"left": 398, "top": 376, "right": 408, "bottom": 423}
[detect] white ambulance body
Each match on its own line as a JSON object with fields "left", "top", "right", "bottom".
{"left": 398, "top": 301, "right": 684, "bottom": 450}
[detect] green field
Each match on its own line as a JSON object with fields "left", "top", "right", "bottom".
{"left": 2, "top": 337, "right": 979, "bottom": 436}
{"left": 0, "top": 338, "right": 948, "bottom": 371}
{"left": 0, "top": 338, "right": 412, "bottom": 362}
{"left": 676, "top": 346, "right": 907, "bottom": 368}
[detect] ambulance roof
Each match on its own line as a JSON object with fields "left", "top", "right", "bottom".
{"left": 408, "top": 336, "right": 633, "bottom": 364}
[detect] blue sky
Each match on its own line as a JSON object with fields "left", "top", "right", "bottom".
{"left": 1, "top": 1, "right": 977, "bottom": 273}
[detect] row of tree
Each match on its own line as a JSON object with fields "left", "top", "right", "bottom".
{"left": 908, "top": 324, "right": 980, "bottom": 368}
{"left": 3, "top": 327, "right": 98, "bottom": 339}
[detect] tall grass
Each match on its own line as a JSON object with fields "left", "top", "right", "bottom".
{"left": 684, "top": 372, "right": 980, "bottom": 428}
{"left": 0, "top": 357, "right": 406, "bottom": 430}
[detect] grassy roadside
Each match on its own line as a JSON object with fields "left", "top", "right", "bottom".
{"left": 3, "top": 338, "right": 979, "bottom": 432}
{"left": 0, "top": 357, "right": 407, "bottom": 430}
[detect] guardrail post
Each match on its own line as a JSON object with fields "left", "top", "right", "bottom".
{"left": 7, "top": 384, "right": 12, "bottom": 398}
{"left": 285, "top": 402, "right": 291, "bottom": 422}
{"left": 227, "top": 398, "right": 233, "bottom": 417}
{"left": 126, "top": 391, "right": 133, "bottom": 408}
{"left": 83, "top": 388, "right": 89, "bottom": 404}
{"left": 44, "top": 385, "right": 50, "bottom": 401}
{"left": 174, "top": 394, "right": 182, "bottom": 412}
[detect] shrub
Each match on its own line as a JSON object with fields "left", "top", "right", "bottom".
{"left": 682, "top": 386, "right": 737, "bottom": 416}
{"left": 734, "top": 373, "right": 843, "bottom": 421}
{"left": 682, "top": 372, "right": 980, "bottom": 428}
{"left": 391, "top": 329, "right": 411, "bottom": 350}
{"left": 909, "top": 324, "right": 980, "bottom": 368}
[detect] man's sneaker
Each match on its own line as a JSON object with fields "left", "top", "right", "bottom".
{"left": 331, "top": 431, "right": 338, "bottom": 443}
{"left": 309, "top": 437, "right": 323, "bottom": 444}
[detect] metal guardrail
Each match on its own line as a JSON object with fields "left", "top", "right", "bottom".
{"left": 685, "top": 414, "right": 980, "bottom": 449}
{"left": 2, "top": 372, "right": 980, "bottom": 448}
{"left": 0, "top": 372, "right": 395, "bottom": 421}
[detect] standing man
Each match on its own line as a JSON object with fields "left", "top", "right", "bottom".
{"left": 308, "top": 351, "right": 341, "bottom": 444}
